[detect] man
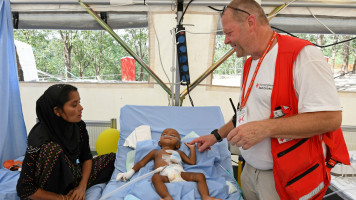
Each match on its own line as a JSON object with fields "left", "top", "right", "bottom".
{"left": 189, "top": 0, "right": 350, "bottom": 199}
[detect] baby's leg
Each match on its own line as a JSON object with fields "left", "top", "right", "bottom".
{"left": 181, "top": 172, "right": 221, "bottom": 200}
{"left": 152, "top": 174, "right": 173, "bottom": 200}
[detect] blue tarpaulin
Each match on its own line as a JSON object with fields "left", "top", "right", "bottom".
{"left": 0, "top": 0, "right": 27, "bottom": 166}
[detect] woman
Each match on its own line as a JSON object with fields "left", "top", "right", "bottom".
{"left": 17, "top": 84, "right": 116, "bottom": 200}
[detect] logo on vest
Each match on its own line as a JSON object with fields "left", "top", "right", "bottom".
{"left": 256, "top": 83, "right": 273, "bottom": 90}
{"left": 277, "top": 138, "right": 293, "bottom": 144}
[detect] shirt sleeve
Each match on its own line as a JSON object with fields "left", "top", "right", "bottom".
{"left": 78, "top": 121, "right": 93, "bottom": 163}
{"left": 293, "top": 45, "right": 342, "bottom": 113}
{"left": 16, "top": 151, "right": 40, "bottom": 198}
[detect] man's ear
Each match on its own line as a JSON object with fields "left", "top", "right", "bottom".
{"left": 158, "top": 141, "right": 162, "bottom": 147}
{"left": 53, "top": 107, "right": 61, "bottom": 117}
{"left": 247, "top": 15, "right": 256, "bottom": 32}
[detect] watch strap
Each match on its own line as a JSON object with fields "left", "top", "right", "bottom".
{"left": 211, "top": 129, "right": 222, "bottom": 142}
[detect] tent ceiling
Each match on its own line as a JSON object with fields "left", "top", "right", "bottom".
{"left": 10, "top": 0, "right": 356, "bottom": 34}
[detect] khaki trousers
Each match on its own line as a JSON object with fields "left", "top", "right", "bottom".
{"left": 241, "top": 163, "right": 280, "bottom": 200}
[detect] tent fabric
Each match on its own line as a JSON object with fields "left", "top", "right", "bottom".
{"left": 0, "top": 0, "right": 27, "bottom": 166}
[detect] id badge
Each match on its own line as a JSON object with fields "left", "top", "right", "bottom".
{"left": 236, "top": 107, "right": 247, "bottom": 127}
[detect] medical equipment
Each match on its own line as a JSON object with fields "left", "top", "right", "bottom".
{"left": 101, "top": 166, "right": 166, "bottom": 200}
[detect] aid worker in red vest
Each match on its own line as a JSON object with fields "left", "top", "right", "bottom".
{"left": 189, "top": 0, "right": 350, "bottom": 199}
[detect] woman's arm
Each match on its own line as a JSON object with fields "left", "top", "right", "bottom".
{"left": 67, "top": 159, "right": 92, "bottom": 200}
{"left": 28, "top": 188, "right": 66, "bottom": 200}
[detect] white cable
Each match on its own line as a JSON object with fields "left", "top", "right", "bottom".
{"left": 307, "top": 7, "right": 356, "bottom": 51}
{"left": 145, "top": 2, "right": 173, "bottom": 105}
{"left": 145, "top": 2, "right": 171, "bottom": 85}
{"left": 323, "top": 188, "right": 356, "bottom": 198}
{"left": 176, "top": 29, "right": 222, "bottom": 35}
{"left": 100, "top": 166, "right": 166, "bottom": 200}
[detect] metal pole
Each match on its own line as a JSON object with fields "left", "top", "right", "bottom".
{"left": 78, "top": 0, "right": 172, "bottom": 96}
{"left": 174, "top": 0, "right": 184, "bottom": 106}
{"left": 110, "top": 118, "right": 117, "bottom": 129}
{"left": 180, "top": 48, "right": 234, "bottom": 102}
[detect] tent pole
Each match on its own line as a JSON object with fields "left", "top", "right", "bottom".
{"left": 180, "top": 48, "right": 234, "bottom": 103}
{"left": 78, "top": 0, "right": 172, "bottom": 97}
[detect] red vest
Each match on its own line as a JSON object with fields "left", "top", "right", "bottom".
{"left": 243, "top": 34, "right": 350, "bottom": 200}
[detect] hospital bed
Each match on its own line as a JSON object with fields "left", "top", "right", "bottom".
{"left": 0, "top": 105, "right": 242, "bottom": 200}
{"left": 101, "top": 105, "right": 243, "bottom": 200}
{"left": 0, "top": 156, "right": 107, "bottom": 200}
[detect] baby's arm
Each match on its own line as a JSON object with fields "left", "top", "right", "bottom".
{"left": 179, "top": 142, "right": 196, "bottom": 165}
{"left": 116, "top": 150, "right": 156, "bottom": 181}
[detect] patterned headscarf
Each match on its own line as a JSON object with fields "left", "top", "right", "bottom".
{"left": 27, "top": 84, "right": 80, "bottom": 163}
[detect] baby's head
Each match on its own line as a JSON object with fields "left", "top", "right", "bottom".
{"left": 159, "top": 128, "right": 181, "bottom": 150}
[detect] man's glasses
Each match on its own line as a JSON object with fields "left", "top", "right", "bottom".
{"left": 221, "top": 5, "right": 251, "bottom": 16}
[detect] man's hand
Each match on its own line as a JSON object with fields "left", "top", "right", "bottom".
{"left": 227, "top": 121, "right": 269, "bottom": 150}
{"left": 188, "top": 134, "right": 216, "bottom": 152}
{"left": 116, "top": 169, "right": 135, "bottom": 182}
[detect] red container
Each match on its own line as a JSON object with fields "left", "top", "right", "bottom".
{"left": 121, "top": 57, "right": 135, "bottom": 81}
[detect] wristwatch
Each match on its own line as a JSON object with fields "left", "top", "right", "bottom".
{"left": 211, "top": 129, "right": 222, "bottom": 142}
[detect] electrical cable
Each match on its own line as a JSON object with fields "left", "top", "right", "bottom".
{"left": 178, "top": 0, "right": 194, "bottom": 26}
{"left": 145, "top": 2, "right": 172, "bottom": 105}
{"left": 271, "top": 26, "right": 356, "bottom": 49}
{"left": 307, "top": 7, "right": 356, "bottom": 51}
{"left": 207, "top": 6, "right": 223, "bottom": 12}
{"left": 100, "top": 166, "right": 166, "bottom": 200}
{"left": 218, "top": 163, "right": 242, "bottom": 200}
{"left": 186, "top": 82, "right": 194, "bottom": 107}
{"left": 323, "top": 189, "right": 356, "bottom": 199}
{"left": 145, "top": 2, "right": 171, "bottom": 84}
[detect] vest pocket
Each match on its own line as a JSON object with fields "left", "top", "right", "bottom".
{"left": 277, "top": 138, "right": 308, "bottom": 158}
{"left": 284, "top": 161, "right": 325, "bottom": 199}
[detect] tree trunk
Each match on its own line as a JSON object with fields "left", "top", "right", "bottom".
{"left": 15, "top": 45, "right": 24, "bottom": 81}
{"left": 317, "top": 34, "right": 324, "bottom": 46}
{"left": 95, "top": 31, "right": 104, "bottom": 80}
{"left": 331, "top": 35, "right": 338, "bottom": 73}
{"left": 341, "top": 35, "right": 350, "bottom": 74}
{"left": 353, "top": 51, "right": 356, "bottom": 74}
{"left": 59, "top": 30, "right": 73, "bottom": 80}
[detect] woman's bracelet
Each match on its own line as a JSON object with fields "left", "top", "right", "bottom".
{"left": 61, "top": 194, "right": 68, "bottom": 200}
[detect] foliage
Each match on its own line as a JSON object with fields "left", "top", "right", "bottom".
{"left": 14, "top": 28, "right": 149, "bottom": 82}
{"left": 213, "top": 33, "right": 356, "bottom": 77}
{"left": 14, "top": 29, "right": 356, "bottom": 82}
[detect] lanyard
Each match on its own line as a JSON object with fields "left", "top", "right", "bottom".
{"left": 240, "top": 31, "right": 277, "bottom": 108}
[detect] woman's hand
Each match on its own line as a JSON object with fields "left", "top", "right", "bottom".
{"left": 67, "top": 184, "right": 86, "bottom": 200}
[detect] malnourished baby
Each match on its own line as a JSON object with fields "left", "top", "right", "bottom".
{"left": 116, "top": 128, "right": 220, "bottom": 200}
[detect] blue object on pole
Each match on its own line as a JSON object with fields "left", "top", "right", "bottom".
{"left": 0, "top": 0, "right": 27, "bottom": 165}
{"left": 176, "top": 25, "right": 190, "bottom": 85}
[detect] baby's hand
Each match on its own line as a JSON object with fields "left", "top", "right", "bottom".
{"left": 184, "top": 142, "right": 195, "bottom": 149}
{"left": 116, "top": 169, "right": 135, "bottom": 182}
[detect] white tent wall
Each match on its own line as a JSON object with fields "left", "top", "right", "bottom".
{"left": 19, "top": 82, "right": 356, "bottom": 136}
{"left": 148, "top": 6, "right": 219, "bottom": 94}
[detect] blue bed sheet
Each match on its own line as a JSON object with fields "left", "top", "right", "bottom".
{"left": 0, "top": 157, "right": 107, "bottom": 199}
{"left": 101, "top": 105, "right": 243, "bottom": 200}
